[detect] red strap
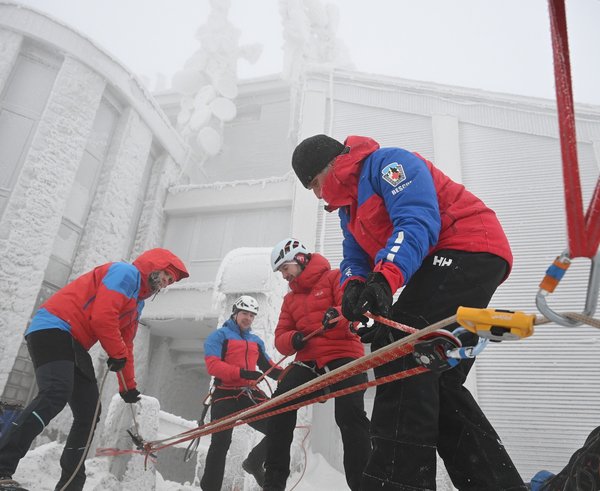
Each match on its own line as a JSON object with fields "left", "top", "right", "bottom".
{"left": 548, "top": 0, "right": 600, "bottom": 258}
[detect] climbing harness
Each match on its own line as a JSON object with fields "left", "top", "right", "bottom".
{"left": 251, "top": 319, "right": 333, "bottom": 386}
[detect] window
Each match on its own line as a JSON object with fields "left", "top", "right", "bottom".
{"left": 45, "top": 96, "right": 120, "bottom": 289}
{"left": 0, "top": 45, "right": 59, "bottom": 218}
{"left": 164, "top": 206, "right": 292, "bottom": 281}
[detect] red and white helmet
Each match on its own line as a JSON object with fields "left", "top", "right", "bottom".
{"left": 270, "top": 238, "right": 309, "bottom": 272}
{"left": 232, "top": 295, "right": 259, "bottom": 315}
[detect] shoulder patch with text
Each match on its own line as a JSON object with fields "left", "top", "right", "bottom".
{"left": 381, "top": 163, "right": 406, "bottom": 187}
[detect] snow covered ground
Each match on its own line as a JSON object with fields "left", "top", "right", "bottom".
{"left": 13, "top": 440, "right": 349, "bottom": 490}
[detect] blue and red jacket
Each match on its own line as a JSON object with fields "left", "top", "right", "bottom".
{"left": 321, "top": 135, "right": 513, "bottom": 292}
{"left": 204, "top": 318, "right": 278, "bottom": 389}
{"left": 25, "top": 248, "right": 189, "bottom": 391}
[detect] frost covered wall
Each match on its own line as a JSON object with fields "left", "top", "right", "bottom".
{"left": 0, "top": 54, "right": 105, "bottom": 388}
{"left": 0, "top": 3, "right": 190, "bottom": 405}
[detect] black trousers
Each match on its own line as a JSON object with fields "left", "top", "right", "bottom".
{"left": 200, "top": 387, "right": 269, "bottom": 491}
{"left": 0, "top": 329, "right": 100, "bottom": 491}
{"left": 362, "top": 250, "right": 526, "bottom": 491}
{"left": 263, "top": 358, "right": 371, "bottom": 491}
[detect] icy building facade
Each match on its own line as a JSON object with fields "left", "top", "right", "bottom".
{"left": 0, "top": 0, "right": 600, "bottom": 489}
{"left": 156, "top": 68, "right": 600, "bottom": 484}
{"left": 0, "top": 3, "right": 196, "bottom": 486}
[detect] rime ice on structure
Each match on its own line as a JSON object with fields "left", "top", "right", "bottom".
{"left": 172, "top": 0, "right": 262, "bottom": 163}
{"left": 279, "top": 0, "right": 354, "bottom": 134}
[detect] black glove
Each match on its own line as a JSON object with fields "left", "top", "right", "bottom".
{"left": 341, "top": 279, "right": 366, "bottom": 321}
{"left": 267, "top": 367, "right": 283, "bottom": 381}
{"left": 120, "top": 388, "right": 141, "bottom": 403}
{"left": 107, "top": 357, "right": 127, "bottom": 372}
{"left": 322, "top": 307, "right": 340, "bottom": 330}
{"left": 355, "top": 324, "right": 376, "bottom": 344}
{"left": 240, "top": 369, "right": 262, "bottom": 381}
{"left": 291, "top": 332, "right": 306, "bottom": 351}
{"left": 355, "top": 272, "right": 393, "bottom": 318}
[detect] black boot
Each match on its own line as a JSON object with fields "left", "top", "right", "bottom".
{"left": 242, "top": 458, "right": 266, "bottom": 488}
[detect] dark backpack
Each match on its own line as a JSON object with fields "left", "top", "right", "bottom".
{"left": 540, "top": 426, "right": 600, "bottom": 490}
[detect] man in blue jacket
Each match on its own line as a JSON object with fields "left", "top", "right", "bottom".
{"left": 200, "top": 295, "right": 282, "bottom": 491}
{"left": 291, "top": 134, "right": 525, "bottom": 491}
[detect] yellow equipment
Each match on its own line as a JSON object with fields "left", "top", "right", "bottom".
{"left": 456, "top": 307, "right": 535, "bottom": 341}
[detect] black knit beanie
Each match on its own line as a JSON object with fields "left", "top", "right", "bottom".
{"left": 291, "top": 134, "right": 345, "bottom": 188}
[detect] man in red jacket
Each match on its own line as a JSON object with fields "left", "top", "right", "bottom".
{"left": 291, "top": 134, "right": 526, "bottom": 491}
{"left": 263, "top": 238, "right": 371, "bottom": 491}
{"left": 0, "top": 248, "right": 188, "bottom": 491}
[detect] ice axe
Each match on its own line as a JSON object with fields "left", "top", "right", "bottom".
{"left": 117, "top": 371, "right": 157, "bottom": 459}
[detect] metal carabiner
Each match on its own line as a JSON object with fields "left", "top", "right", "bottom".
{"left": 536, "top": 250, "right": 600, "bottom": 326}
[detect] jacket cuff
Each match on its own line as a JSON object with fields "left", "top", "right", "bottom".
{"left": 373, "top": 261, "right": 404, "bottom": 293}
{"left": 341, "top": 275, "right": 366, "bottom": 289}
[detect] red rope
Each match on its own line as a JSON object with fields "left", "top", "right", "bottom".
{"left": 147, "top": 340, "right": 427, "bottom": 453}
{"left": 547, "top": 0, "right": 600, "bottom": 258}
{"left": 144, "top": 316, "right": 455, "bottom": 455}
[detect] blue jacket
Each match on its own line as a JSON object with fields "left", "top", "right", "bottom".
{"left": 321, "top": 136, "right": 512, "bottom": 292}
{"left": 204, "top": 318, "right": 276, "bottom": 388}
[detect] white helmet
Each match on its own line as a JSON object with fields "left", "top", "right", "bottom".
{"left": 271, "top": 238, "right": 309, "bottom": 272}
{"left": 232, "top": 295, "right": 259, "bottom": 315}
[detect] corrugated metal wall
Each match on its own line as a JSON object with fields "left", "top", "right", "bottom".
{"left": 315, "top": 92, "right": 600, "bottom": 482}
{"left": 459, "top": 123, "right": 600, "bottom": 480}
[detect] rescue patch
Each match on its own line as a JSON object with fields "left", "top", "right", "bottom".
{"left": 381, "top": 163, "right": 406, "bottom": 187}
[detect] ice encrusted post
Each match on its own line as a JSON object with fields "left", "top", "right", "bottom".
{"left": 99, "top": 394, "right": 160, "bottom": 490}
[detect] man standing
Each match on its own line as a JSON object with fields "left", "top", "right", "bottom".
{"left": 201, "top": 295, "right": 282, "bottom": 490}
{"left": 0, "top": 248, "right": 189, "bottom": 491}
{"left": 263, "top": 238, "right": 370, "bottom": 491}
{"left": 291, "top": 134, "right": 526, "bottom": 490}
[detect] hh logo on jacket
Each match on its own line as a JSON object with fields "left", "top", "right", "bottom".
{"left": 433, "top": 255, "right": 453, "bottom": 267}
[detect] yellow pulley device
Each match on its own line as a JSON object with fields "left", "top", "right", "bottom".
{"left": 456, "top": 307, "right": 535, "bottom": 341}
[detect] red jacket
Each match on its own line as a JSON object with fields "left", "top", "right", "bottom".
{"left": 275, "top": 253, "right": 364, "bottom": 368}
{"left": 29, "top": 248, "right": 188, "bottom": 390}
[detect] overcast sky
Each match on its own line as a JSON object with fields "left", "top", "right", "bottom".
{"left": 15, "top": 0, "right": 600, "bottom": 105}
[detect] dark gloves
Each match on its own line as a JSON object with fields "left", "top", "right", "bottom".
{"left": 107, "top": 357, "right": 127, "bottom": 372}
{"left": 120, "top": 388, "right": 141, "bottom": 403}
{"left": 355, "top": 323, "right": 387, "bottom": 344}
{"left": 240, "top": 369, "right": 262, "bottom": 381}
{"left": 267, "top": 367, "right": 283, "bottom": 381}
{"left": 291, "top": 332, "right": 306, "bottom": 351}
{"left": 341, "top": 279, "right": 366, "bottom": 321}
{"left": 322, "top": 307, "right": 340, "bottom": 330}
{"left": 356, "top": 273, "right": 393, "bottom": 318}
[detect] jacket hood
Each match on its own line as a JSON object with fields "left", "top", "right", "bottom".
{"left": 290, "top": 253, "right": 331, "bottom": 293}
{"left": 133, "top": 248, "right": 189, "bottom": 300}
{"left": 321, "top": 135, "right": 380, "bottom": 211}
